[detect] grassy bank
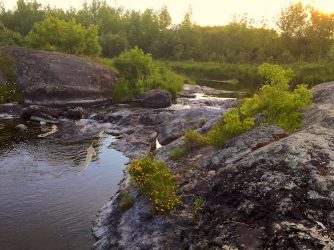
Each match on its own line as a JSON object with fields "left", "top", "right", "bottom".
{"left": 159, "top": 60, "right": 334, "bottom": 88}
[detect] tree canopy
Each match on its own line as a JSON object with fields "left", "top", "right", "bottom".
{"left": 0, "top": 1, "right": 333, "bottom": 62}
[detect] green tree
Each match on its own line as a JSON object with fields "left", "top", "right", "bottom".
{"left": 100, "top": 33, "right": 129, "bottom": 57}
{"left": 0, "top": 0, "right": 45, "bottom": 35}
{"left": 0, "top": 22, "right": 22, "bottom": 45}
{"left": 26, "top": 16, "right": 101, "bottom": 56}
{"left": 158, "top": 6, "right": 171, "bottom": 29}
{"left": 114, "top": 47, "right": 153, "bottom": 83}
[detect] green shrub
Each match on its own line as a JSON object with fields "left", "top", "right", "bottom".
{"left": 0, "top": 22, "right": 22, "bottom": 46}
{"left": 193, "top": 197, "right": 204, "bottom": 213}
{"left": 0, "top": 82, "right": 22, "bottom": 104}
{"left": 207, "top": 63, "right": 313, "bottom": 148}
{"left": 199, "top": 118, "right": 207, "bottom": 127}
{"left": 112, "top": 78, "right": 133, "bottom": 102}
{"left": 113, "top": 48, "right": 184, "bottom": 101}
{"left": 114, "top": 47, "right": 153, "bottom": 83}
{"left": 169, "top": 147, "right": 187, "bottom": 160}
{"left": 129, "top": 155, "right": 181, "bottom": 213}
{"left": 207, "top": 109, "right": 254, "bottom": 148}
{"left": 184, "top": 130, "right": 207, "bottom": 149}
{"left": 147, "top": 67, "right": 184, "bottom": 99}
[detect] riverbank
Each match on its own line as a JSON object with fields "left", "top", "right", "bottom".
{"left": 0, "top": 83, "right": 239, "bottom": 249}
{"left": 92, "top": 81, "right": 334, "bottom": 249}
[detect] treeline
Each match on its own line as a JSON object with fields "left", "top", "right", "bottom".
{"left": 1, "top": 0, "right": 334, "bottom": 64}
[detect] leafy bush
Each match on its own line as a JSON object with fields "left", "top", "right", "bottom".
{"left": 147, "top": 67, "right": 184, "bottom": 99}
{"left": 169, "top": 147, "right": 187, "bottom": 160}
{"left": 114, "top": 47, "right": 153, "bottom": 82}
{"left": 184, "top": 130, "right": 207, "bottom": 149}
{"left": 0, "top": 83, "right": 22, "bottom": 104}
{"left": 0, "top": 22, "right": 22, "bottom": 46}
{"left": 26, "top": 17, "right": 101, "bottom": 56}
{"left": 113, "top": 48, "right": 184, "bottom": 101}
{"left": 207, "top": 109, "right": 254, "bottom": 148}
{"left": 207, "top": 63, "right": 313, "bottom": 148}
{"left": 193, "top": 197, "right": 204, "bottom": 213}
{"left": 129, "top": 155, "right": 181, "bottom": 213}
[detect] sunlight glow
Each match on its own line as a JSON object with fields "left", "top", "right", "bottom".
{"left": 303, "top": 0, "right": 334, "bottom": 14}
{"left": 2, "top": 0, "right": 334, "bottom": 26}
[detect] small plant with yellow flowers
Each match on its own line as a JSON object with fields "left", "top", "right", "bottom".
{"left": 129, "top": 155, "right": 181, "bottom": 213}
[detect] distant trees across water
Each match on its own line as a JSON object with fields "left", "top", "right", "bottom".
{"left": 0, "top": 0, "right": 334, "bottom": 63}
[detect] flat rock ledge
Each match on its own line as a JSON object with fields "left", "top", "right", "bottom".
{"left": 92, "top": 81, "right": 334, "bottom": 250}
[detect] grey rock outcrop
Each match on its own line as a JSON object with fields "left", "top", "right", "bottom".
{"left": 0, "top": 46, "right": 118, "bottom": 106}
{"left": 93, "top": 82, "right": 334, "bottom": 249}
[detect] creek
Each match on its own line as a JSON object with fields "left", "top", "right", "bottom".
{"left": 0, "top": 120, "right": 128, "bottom": 250}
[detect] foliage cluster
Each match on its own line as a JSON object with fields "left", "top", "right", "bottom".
{"left": 0, "top": 83, "right": 22, "bottom": 104}
{"left": 169, "top": 147, "right": 187, "bottom": 160}
{"left": 1, "top": 1, "right": 334, "bottom": 64}
{"left": 193, "top": 197, "right": 204, "bottom": 213}
{"left": 207, "top": 109, "right": 255, "bottom": 148}
{"left": 26, "top": 17, "right": 101, "bottom": 56}
{"left": 184, "top": 130, "right": 207, "bottom": 149}
{"left": 0, "top": 21, "right": 22, "bottom": 46}
{"left": 112, "top": 48, "right": 184, "bottom": 101}
{"left": 129, "top": 155, "right": 181, "bottom": 213}
{"left": 292, "top": 62, "right": 334, "bottom": 87}
{"left": 207, "top": 63, "right": 313, "bottom": 148}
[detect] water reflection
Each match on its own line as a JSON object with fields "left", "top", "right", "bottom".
{"left": 0, "top": 121, "right": 128, "bottom": 250}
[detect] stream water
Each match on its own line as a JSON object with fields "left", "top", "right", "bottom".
{"left": 0, "top": 121, "right": 128, "bottom": 250}
{"left": 0, "top": 82, "right": 246, "bottom": 250}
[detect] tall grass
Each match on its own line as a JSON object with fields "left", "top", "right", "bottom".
{"left": 159, "top": 60, "right": 334, "bottom": 89}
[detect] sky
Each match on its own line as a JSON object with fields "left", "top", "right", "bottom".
{"left": 2, "top": 0, "right": 334, "bottom": 26}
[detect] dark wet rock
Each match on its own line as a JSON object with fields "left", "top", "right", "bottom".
{"left": 56, "top": 119, "right": 113, "bottom": 142}
{"left": 22, "top": 105, "right": 62, "bottom": 121}
{"left": 141, "top": 89, "right": 172, "bottom": 108}
{"left": 0, "top": 103, "right": 23, "bottom": 118}
{"left": 30, "top": 115, "right": 58, "bottom": 124}
{"left": 157, "top": 108, "right": 223, "bottom": 145}
{"left": 0, "top": 46, "right": 117, "bottom": 106}
{"left": 63, "top": 107, "right": 85, "bottom": 120}
{"left": 15, "top": 124, "right": 27, "bottom": 130}
{"left": 110, "top": 127, "right": 157, "bottom": 159}
{"left": 93, "top": 82, "right": 334, "bottom": 249}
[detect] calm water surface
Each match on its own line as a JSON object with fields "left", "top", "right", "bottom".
{"left": 0, "top": 121, "right": 128, "bottom": 250}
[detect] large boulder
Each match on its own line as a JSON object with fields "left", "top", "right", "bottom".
{"left": 141, "top": 89, "right": 172, "bottom": 108}
{"left": 0, "top": 46, "right": 118, "bottom": 107}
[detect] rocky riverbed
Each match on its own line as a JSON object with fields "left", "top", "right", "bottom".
{"left": 0, "top": 82, "right": 239, "bottom": 249}
{"left": 2, "top": 46, "right": 334, "bottom": 249}
{"left": 91, "top": 82, "right": 334, "bottom": 250}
